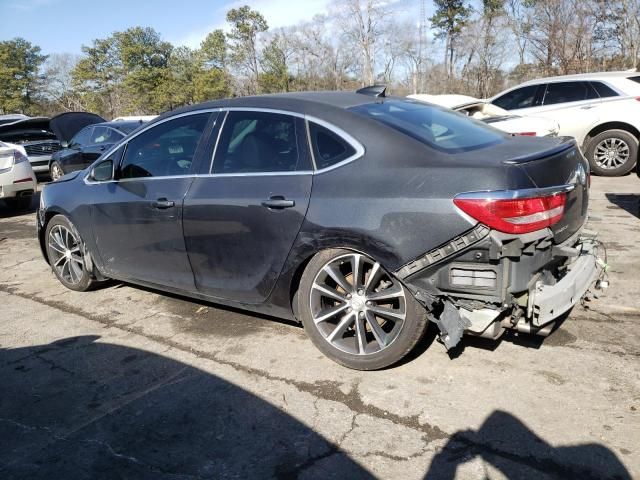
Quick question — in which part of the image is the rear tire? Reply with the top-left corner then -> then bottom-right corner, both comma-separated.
298,248 -> 428,370
45,214 -> 96,292
585,129 -> 638,176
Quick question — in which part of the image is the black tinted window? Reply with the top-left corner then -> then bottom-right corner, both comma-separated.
543,82 -> 597,105
628,76 -> 640,84
591,82 -> 619,97
350,100 -> 503,153
120,113 -> 209,179
308,122 -> 356,169
213,111 -> 298,173
69,127 -> 93,148
91,126 -> 122,144
492,85 -> 539,110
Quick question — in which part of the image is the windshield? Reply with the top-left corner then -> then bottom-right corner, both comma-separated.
350,100 -> 504,153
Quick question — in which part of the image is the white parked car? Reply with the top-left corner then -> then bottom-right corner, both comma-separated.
0,141 -> 37,210
409,94 -> 559,137
488,71 -> 640,176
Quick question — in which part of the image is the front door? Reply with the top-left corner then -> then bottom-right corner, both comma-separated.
183,110 -> 313,303
90,112 -> 213,290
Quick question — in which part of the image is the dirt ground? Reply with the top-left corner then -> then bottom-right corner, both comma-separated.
0,174 -> 638,479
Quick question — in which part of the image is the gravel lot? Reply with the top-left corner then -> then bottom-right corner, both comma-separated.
0,175 -> 638,479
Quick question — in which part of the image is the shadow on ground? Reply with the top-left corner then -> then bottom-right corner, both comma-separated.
0,192 -> 40,219
0,336 -> 631,479
606,193 -> 640,219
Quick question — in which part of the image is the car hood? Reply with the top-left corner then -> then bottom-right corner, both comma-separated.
0,117 -> 51,133
49,112 -> 106,143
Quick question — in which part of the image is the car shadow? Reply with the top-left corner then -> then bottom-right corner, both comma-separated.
605,193 -> 640,219
423,410 -> 631,479
0,335 -> 373,479
0,191 -> 40,219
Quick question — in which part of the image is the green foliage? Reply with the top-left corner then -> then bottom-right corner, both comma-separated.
226,5 -> 268,93
259,34 -> 291,93
199,30 -> 228,69
430,0 -> 472,40
0,38 -> 47,114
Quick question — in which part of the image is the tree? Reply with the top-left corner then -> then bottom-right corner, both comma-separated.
41,53 -> 85,113
259,32 -> 293,93
226,6 -> 268,94
0,38 -> 47,114
430,0 -> 472,78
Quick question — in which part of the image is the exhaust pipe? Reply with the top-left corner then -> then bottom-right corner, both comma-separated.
513,319 -> 554,337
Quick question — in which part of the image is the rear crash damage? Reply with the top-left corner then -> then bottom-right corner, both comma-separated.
396,224 -> 607,350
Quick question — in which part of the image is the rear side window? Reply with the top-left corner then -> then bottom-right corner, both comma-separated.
492,85 -> 539,110
119,113 -> 209,179
308,122 -> 356,169
543,81 -> 598,105
590,81 -> 618,98
350,100 -> 503,153
213,111 -> 298,174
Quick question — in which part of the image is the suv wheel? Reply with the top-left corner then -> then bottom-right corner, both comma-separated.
586,129 -> 638,176
298,249 -> 428,370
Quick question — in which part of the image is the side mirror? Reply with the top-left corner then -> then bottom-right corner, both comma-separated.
60,141 -> 68,148
90,159 -> 113,182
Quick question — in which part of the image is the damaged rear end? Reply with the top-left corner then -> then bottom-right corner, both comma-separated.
397,138 -> 605,349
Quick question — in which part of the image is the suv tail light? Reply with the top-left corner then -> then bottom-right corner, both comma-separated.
454,190 -> 568,234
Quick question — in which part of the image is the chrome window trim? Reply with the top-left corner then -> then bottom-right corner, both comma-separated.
84,109 -> 220,185
304,116 -> 365,174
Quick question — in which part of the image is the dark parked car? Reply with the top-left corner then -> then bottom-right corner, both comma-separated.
37,91 -> 602,370
49,119 -> 143,180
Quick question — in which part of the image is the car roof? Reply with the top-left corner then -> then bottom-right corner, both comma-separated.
408,94 -> 483,109
519,71 -> 639,85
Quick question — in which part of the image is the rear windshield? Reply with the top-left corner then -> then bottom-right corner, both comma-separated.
349,100 -> 504,153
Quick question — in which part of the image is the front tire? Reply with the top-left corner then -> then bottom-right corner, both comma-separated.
298,249 -> 428,370
45,215 -> 95,291
586,129 -> 638,176
50,161 -> 64,181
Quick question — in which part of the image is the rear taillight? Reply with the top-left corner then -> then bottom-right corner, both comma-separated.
454,192 -> 567,234
514,132 -> 537,136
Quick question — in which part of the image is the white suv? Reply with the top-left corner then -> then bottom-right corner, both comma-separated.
489,72 -> 640,176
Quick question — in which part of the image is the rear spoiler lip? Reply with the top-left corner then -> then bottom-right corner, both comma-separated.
502,137 -> 576,165
454,184 -> 576,202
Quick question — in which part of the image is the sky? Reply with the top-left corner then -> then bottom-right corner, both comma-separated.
0,0 -> 341,55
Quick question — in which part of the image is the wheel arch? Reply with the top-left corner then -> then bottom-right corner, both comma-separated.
583,122 -> 640,150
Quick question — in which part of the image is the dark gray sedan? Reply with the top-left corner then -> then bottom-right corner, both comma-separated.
37,90 -> 602,369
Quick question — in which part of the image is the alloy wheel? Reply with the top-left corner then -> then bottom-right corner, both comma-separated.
594,138 -> 630,169
309,253 -> 406,355
47,224 -> 84,285
51,163 -> 63,181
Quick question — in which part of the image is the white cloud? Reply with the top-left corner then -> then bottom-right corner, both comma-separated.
170,0 -> 332,49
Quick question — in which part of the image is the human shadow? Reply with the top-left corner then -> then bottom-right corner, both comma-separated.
0,335 -> 373,479
424,410 -> 631,479
605,193 -> 640,219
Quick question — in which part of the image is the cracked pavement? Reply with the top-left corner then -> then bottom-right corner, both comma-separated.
0,175 -> 638,479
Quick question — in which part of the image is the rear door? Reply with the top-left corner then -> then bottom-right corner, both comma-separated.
89,112 -> 214,290
183,110 -> 313,303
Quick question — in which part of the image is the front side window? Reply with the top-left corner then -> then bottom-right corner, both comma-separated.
543,81 -> 598,105
308,122 -> 356,169
91,126 -> 123,145
491,85 -> 539,110
212,111 -> 298,173
69,127 -> 94,148
350,100 -> 504,153
119,113 -> 210,179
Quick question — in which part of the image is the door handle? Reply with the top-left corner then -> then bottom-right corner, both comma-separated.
261,196 -> 295,209
152,198 -> 175,209
99,146 -> 106,151
580,105 -> 596,110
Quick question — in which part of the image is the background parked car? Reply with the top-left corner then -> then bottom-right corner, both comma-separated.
0,112 -> 104,176
0,141 -> 37,210
488,71 -> 640,176
49,119 -> 144,180
408,94 -> 559,137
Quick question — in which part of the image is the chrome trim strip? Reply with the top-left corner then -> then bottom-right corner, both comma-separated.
454,184 -> 576,201
208,110 -> 228,174
304,116 -> 365,174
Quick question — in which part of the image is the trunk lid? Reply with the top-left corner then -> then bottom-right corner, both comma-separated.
514,138 -> 589,243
